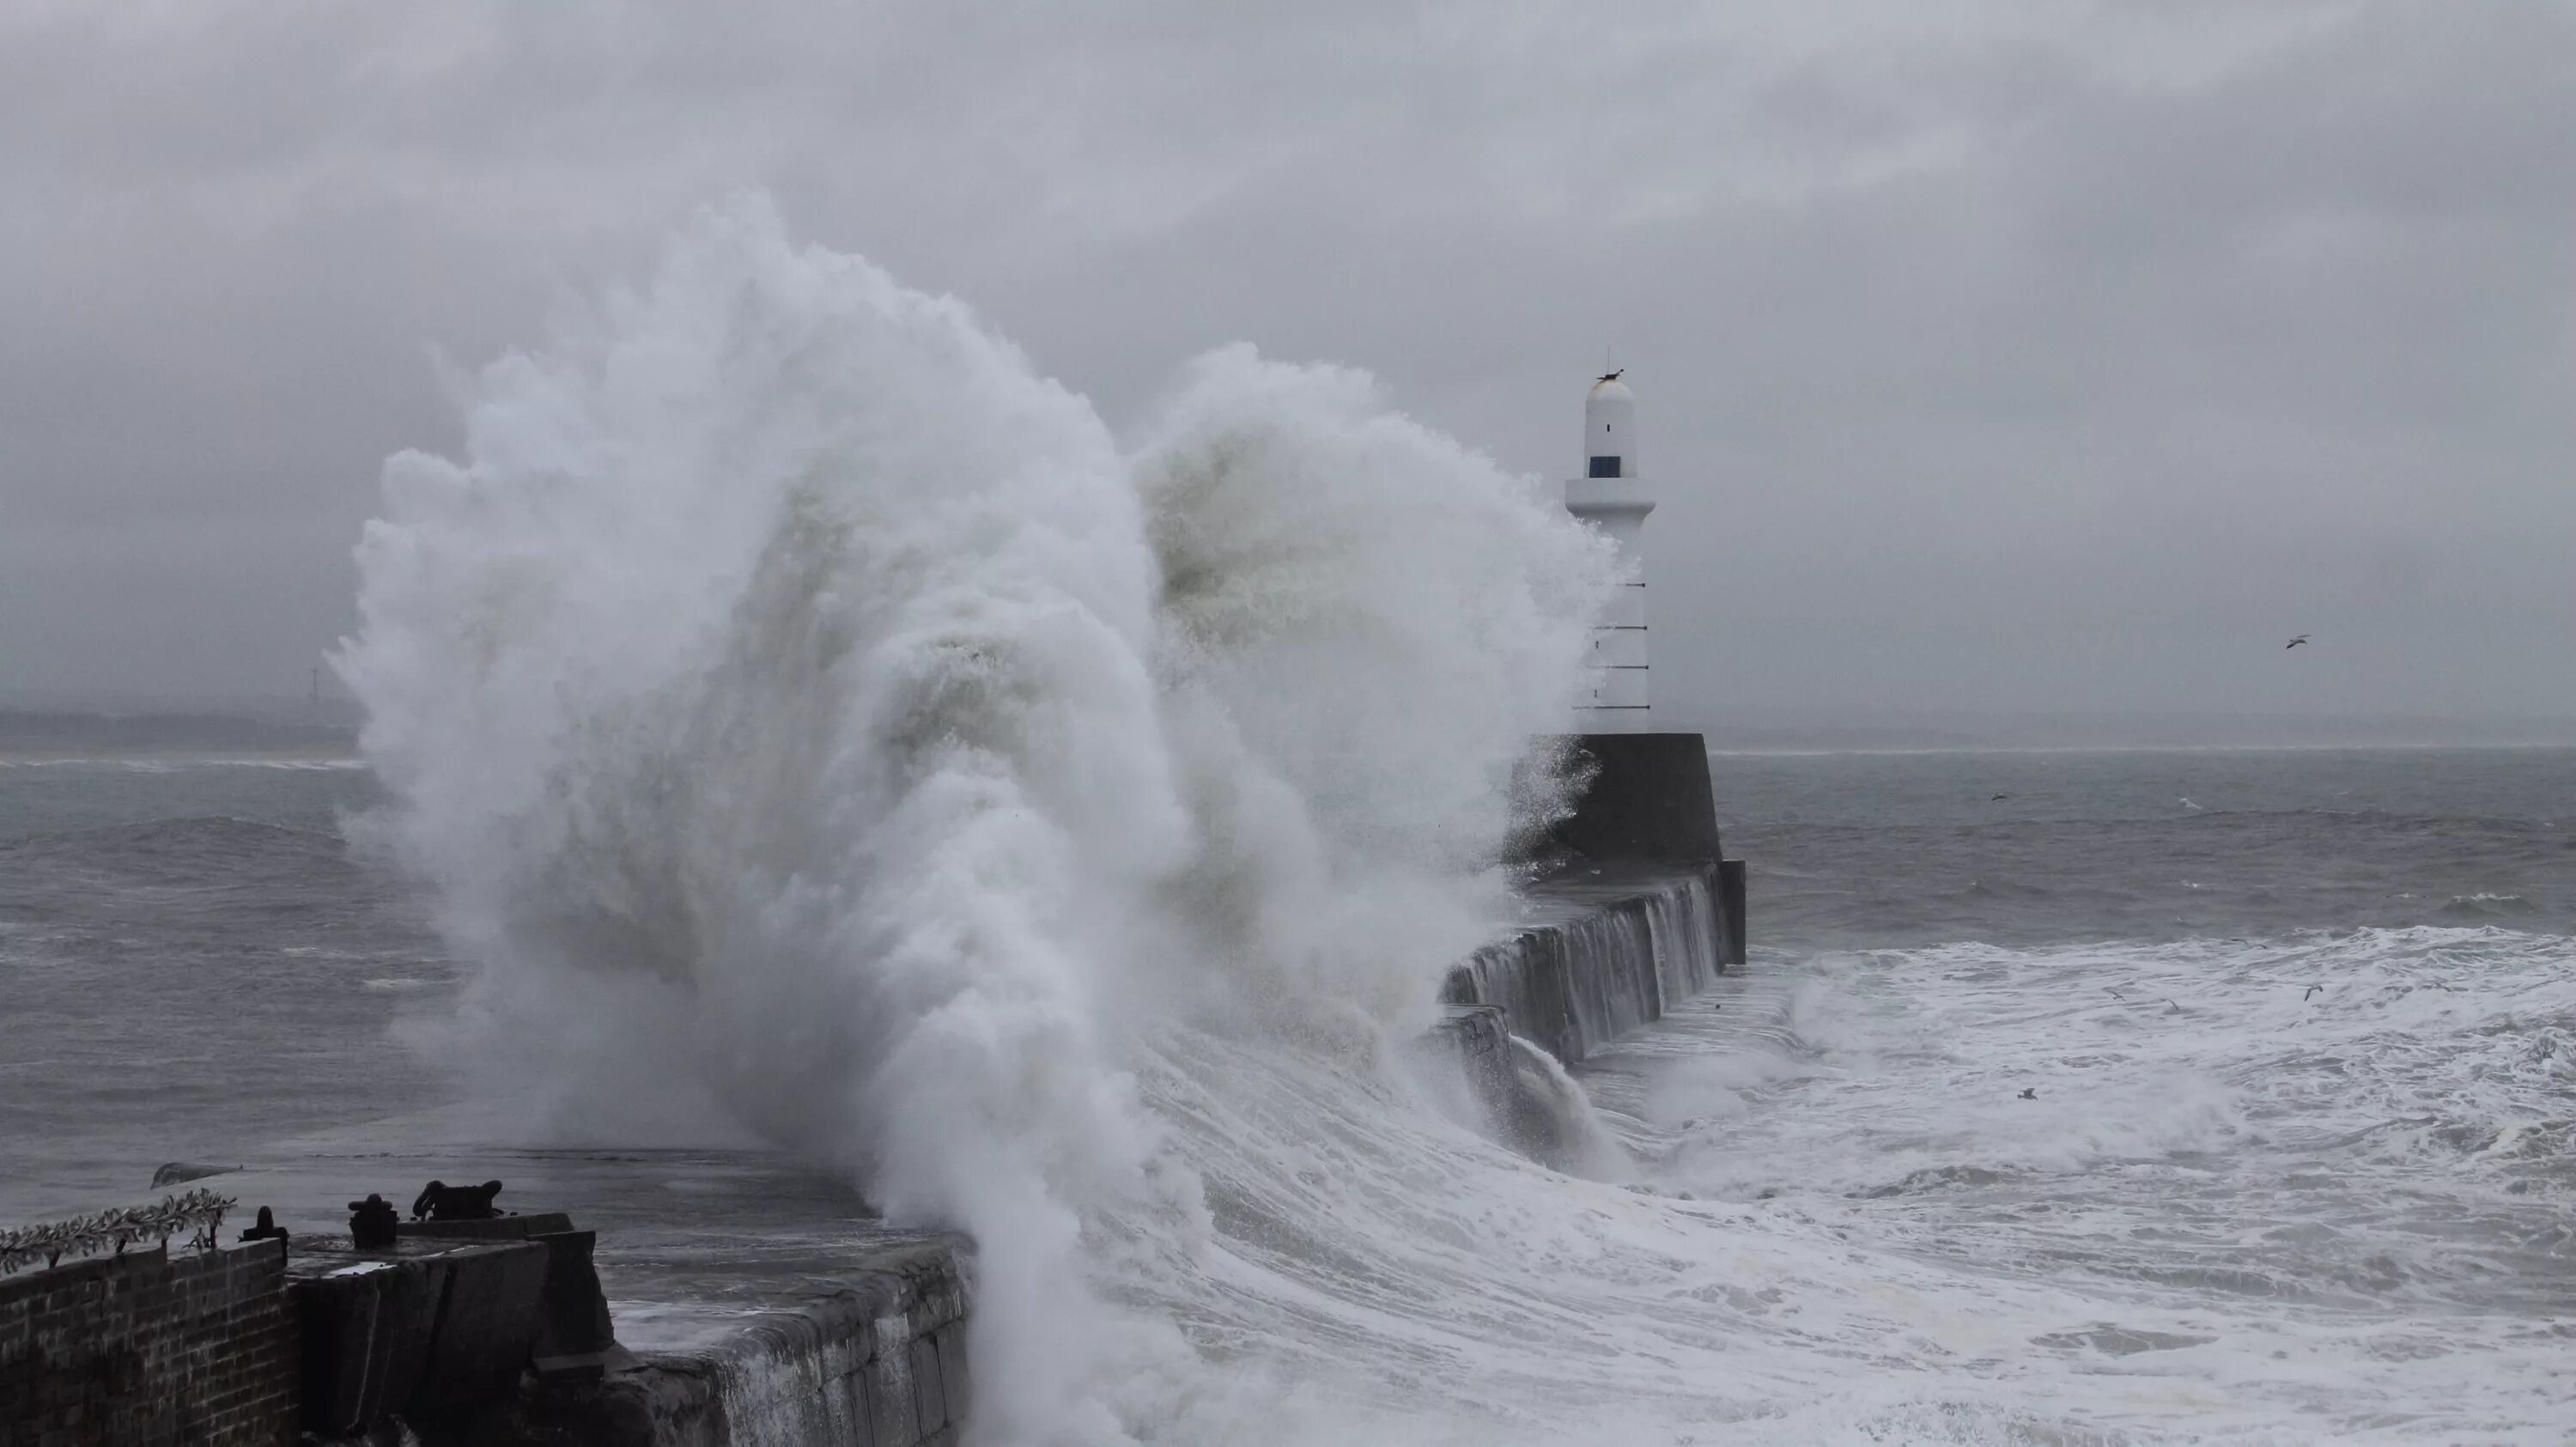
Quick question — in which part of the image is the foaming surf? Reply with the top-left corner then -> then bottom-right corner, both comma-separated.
332,197 -> 2576,1444
1576,926 -> 2576,1439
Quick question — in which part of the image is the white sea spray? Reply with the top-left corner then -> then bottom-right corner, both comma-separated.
337,194 -> 1616,1444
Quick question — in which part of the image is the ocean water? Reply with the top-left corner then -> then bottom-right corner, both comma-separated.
0,759 -> 442,1215
9,203 -> 2573,1444
1578,749 -> 2576,1441
6,748 -> 2568,1442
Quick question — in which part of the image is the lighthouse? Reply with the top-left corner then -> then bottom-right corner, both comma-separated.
1564,371 -> 1652,731
1545,367 -> 1742,962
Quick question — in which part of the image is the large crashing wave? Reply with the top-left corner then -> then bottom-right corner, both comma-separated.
337,197 -> 1616,1443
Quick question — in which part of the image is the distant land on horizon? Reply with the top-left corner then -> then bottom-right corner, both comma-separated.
0,707 -> 358,757
5,701 -> 2573,760
1697,708 -> 2576,753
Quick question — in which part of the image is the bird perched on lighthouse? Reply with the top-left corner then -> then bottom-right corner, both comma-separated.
1564,370 -> 1654,731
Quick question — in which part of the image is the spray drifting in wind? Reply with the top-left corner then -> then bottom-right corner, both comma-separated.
335,195 -> 1619,1443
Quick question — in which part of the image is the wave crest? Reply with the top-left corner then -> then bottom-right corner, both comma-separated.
337,195 -> 1616,1443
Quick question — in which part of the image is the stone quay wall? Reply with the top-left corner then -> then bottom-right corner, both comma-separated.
0,1241 -> 296,1447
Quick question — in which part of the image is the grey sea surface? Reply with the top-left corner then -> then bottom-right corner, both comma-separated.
4,745 -> 2572,1436
0,757 -> 444,1218
1576,745 -> 2576,1440
3,746 -> 2569,1221
1717,745 -> 2576,951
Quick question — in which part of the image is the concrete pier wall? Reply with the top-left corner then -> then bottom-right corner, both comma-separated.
490,1243 -> 969,1447
1443,865 -> 1729,1069
615,854 -> 1736,1447
283,1236 -> 968,1447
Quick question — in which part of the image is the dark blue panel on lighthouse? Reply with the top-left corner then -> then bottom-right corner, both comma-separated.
1588,456 -> 1620,478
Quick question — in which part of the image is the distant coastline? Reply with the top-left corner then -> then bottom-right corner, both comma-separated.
9,705 -> 2573,765
1693,708 -> 2576,755
0,708 -> 359,761
1704,739 -> 2576,758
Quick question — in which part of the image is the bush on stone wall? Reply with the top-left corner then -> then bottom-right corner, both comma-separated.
0,1189 -> 234,1274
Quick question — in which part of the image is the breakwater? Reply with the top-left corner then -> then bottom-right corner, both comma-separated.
551,854 -> 1737,1447
1,1192 -> 965,1447
1444,863 -> 1734,1070
4,735 -> 1740,1446
601,1243 -> 967,1447
441,1238 -> 967,1447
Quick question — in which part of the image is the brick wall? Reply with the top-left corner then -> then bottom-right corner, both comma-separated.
0,1240 -> 296,1447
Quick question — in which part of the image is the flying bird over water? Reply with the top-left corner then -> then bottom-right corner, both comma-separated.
2286,635 -> 2310,648
1990,793 -> 2010,801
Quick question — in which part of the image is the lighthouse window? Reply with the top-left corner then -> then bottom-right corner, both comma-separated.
1589,456 -> 1620,478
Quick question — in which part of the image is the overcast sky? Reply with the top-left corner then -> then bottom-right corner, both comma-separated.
4,0 -> 2571,731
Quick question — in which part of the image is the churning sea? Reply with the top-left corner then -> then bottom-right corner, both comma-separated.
3,745 -> 2571,1443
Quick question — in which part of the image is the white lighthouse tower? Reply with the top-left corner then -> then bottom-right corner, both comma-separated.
1564,371 -> 1652,731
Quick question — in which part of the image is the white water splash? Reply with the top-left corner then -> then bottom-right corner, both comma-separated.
337,195 -> 1613,1444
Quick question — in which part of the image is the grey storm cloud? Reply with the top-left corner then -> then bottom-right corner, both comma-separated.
3,0 -> 2571,728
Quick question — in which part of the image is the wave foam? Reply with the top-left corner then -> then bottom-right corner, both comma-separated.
338,195 -> 1613,1444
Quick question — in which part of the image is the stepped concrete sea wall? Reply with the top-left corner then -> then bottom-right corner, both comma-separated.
432,1243 -> 966,1447
1443,864 -> 1730,1069
4,734 -> 1739,1447
599,1245 -> 967,1447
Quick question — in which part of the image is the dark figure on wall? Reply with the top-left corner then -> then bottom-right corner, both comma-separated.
348,1195 -> 400,1249
240,1206 -> 289,1244
411,1179 -> 506,1221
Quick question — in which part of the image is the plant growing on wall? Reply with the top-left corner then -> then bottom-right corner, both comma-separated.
0,1189 -> 236,1274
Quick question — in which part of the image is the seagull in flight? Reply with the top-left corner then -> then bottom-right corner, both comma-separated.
2286,634 -> 2310,649
2018,1087 -> 2038,1100
1990,793 -> 2011,801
